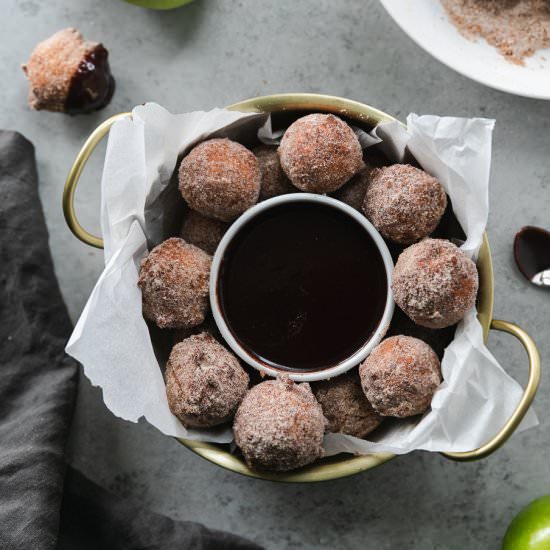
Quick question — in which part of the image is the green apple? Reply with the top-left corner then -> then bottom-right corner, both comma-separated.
503,495 -> 550,550
123,0 -> 194,9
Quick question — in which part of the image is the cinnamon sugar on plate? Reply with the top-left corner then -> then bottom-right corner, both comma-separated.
441,0 -> 550,65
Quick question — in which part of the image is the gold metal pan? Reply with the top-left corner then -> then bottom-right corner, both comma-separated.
62,94 -> 540,481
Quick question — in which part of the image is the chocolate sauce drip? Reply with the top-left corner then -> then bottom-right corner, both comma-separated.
218,202 -> 388,372
514,226 -> 550,281
65,45 -> 115,115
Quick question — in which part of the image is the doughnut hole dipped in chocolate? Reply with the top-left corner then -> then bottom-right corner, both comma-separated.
178,138 -> 261,222
138,238 -> 211,330
22,28 -> 114,114
392,238 -> 478,329
359,336 -> 442,417
165,333 -> 249,428
313,374 -> 383,438
363,164 -> 447,245
278,113 -> 364,194
233,376 -> 327,471
253,145 -> 295,201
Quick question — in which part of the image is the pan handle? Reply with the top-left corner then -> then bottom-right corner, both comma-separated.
62,112 -> 132,249
441,319 -> 540,462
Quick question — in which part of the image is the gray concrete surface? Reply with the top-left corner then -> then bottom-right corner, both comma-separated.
2,1 -> 549,548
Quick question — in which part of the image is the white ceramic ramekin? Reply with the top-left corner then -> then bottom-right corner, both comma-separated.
210,193 -> 395,382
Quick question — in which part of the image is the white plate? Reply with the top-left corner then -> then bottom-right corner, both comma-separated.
380,0 -> 550,100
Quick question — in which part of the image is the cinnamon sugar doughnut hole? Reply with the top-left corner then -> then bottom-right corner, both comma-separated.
180,210 -> 228,255
234,376 -> 327,472
313,375 -> 383,438
278,114 -> 364,194
392,238 -> 478,329
332,162 -> 374,211
138,238 -> 211,330
253,145 -> 295,200
166,333 -> 249,428
363,164 -> 447,244
178,138 -> 261,222
359,336 -> 442,418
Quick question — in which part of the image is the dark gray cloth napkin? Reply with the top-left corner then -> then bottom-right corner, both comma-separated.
0,130 -> 262,550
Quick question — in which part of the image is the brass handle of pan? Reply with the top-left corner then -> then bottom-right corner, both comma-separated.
441,319 -> 540,462
62,112 -> 132,249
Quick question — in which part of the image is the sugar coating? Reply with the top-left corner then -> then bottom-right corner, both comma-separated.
363,164 -> 447,244
165,333 -> 249,428
22,28 -> 98,112
332,162 -> 375,211
254,145 -> 295,201
171,320 -> 265,387
178,138 -> 261,222
138,237 -> 211,330
392,238 -> 479,329
359,336 -> 442,417
180,209 -> 228,255
172,313 -> 222,346
233,376 -> 327,472
441,0 -> 550,66
278,114 -> 364,194
313,374 -> 383,438
388,307 -> 456,360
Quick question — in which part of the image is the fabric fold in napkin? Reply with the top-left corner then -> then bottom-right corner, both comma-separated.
0,130 -> 77,550
0,130 -> 262,550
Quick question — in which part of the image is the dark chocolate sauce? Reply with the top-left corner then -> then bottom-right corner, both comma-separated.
65,45 -> 115,115
218,202 -> 388,372
514,226 -> 550,282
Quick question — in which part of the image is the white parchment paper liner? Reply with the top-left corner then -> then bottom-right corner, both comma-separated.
66,103 -> 537,453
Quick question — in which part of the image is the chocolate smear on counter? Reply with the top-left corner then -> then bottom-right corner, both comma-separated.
514,226 -> 550,287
